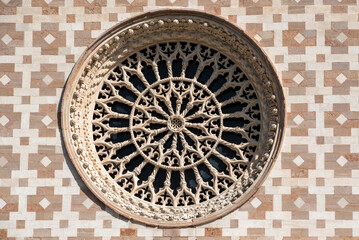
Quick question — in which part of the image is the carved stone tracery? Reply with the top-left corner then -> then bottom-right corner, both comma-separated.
61,10 -> 285,227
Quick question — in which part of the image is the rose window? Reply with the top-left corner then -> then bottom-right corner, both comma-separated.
93,41 -> 261,207
61,10 -> 285,227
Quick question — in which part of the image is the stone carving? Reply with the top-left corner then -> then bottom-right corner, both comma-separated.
61,10 -> 285,227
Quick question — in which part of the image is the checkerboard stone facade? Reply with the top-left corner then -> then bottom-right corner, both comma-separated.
0,0 -> 358,239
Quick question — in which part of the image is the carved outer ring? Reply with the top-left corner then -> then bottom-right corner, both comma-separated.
61,9 -> 286,227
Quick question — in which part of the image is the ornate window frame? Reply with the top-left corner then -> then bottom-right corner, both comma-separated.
61,9 -> 285,227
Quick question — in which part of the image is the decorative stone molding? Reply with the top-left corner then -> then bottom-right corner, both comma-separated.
61,10 -> 285,227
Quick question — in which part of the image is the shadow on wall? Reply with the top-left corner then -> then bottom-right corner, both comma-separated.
56,76 -> 143,224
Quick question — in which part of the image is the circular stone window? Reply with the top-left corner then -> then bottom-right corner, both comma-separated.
61,10 -> 285,227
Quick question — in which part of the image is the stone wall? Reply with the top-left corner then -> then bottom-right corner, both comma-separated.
0,0 -> 358,239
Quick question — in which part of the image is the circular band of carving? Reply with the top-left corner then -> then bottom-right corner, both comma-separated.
127,77 -> 223,171
61,10 -> 285,227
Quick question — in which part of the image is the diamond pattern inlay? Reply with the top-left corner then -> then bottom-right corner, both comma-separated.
293,114 -> 304,125
336,32 -> 348,43
294,33 -> 305,44
254,34 -> 262,42
0,75 -> 11,85
39,198 -> 50,209
293,73 -> 304,84
44,34 -> 55,45
336,114 -> 347,125
336,156 -> 348,167
41,156 -> 51,167
337,198 -> 348,208
251,197 -> 262,208
0,115 -> 9,126
82,198 -> 93,209
294,197 -> 305,208
293,156 -> 304,167
1,34 -> 12,45
42,75 -> 53,86
0,199 -> 6,209
41,115 -> 53,126
336,73 -> 347,84
0,156 -> 8,167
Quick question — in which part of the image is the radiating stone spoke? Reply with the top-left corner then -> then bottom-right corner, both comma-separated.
179,132 -> 205,160
123,66 -> 151,88
212,149 -> 248,165
109,80 -> 142,96
113,138 -> 134,149
133,160 -> 148,176
222,112 -> 259,123
147,127 -> 169,144
140,104 -> 170,119
149,88 -> 175,116
181,96 -> 213,117
93,123 -> 130,140
140,115 -> 168,127
181,129 -> 204,153
205,68 -> 233,88
184,122 -> 212,136
214,81 -> 244,96
102,96 -> 135,108
218,138 -> 249,155
148,117 -> 168,125
184,112 -> 219,121
222,126 -> 251,142
220,95 -> 251,108
102,150 -> 139,166
158,131 -> 173,151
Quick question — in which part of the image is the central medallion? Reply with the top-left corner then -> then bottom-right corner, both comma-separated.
168,115 -> 184,132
